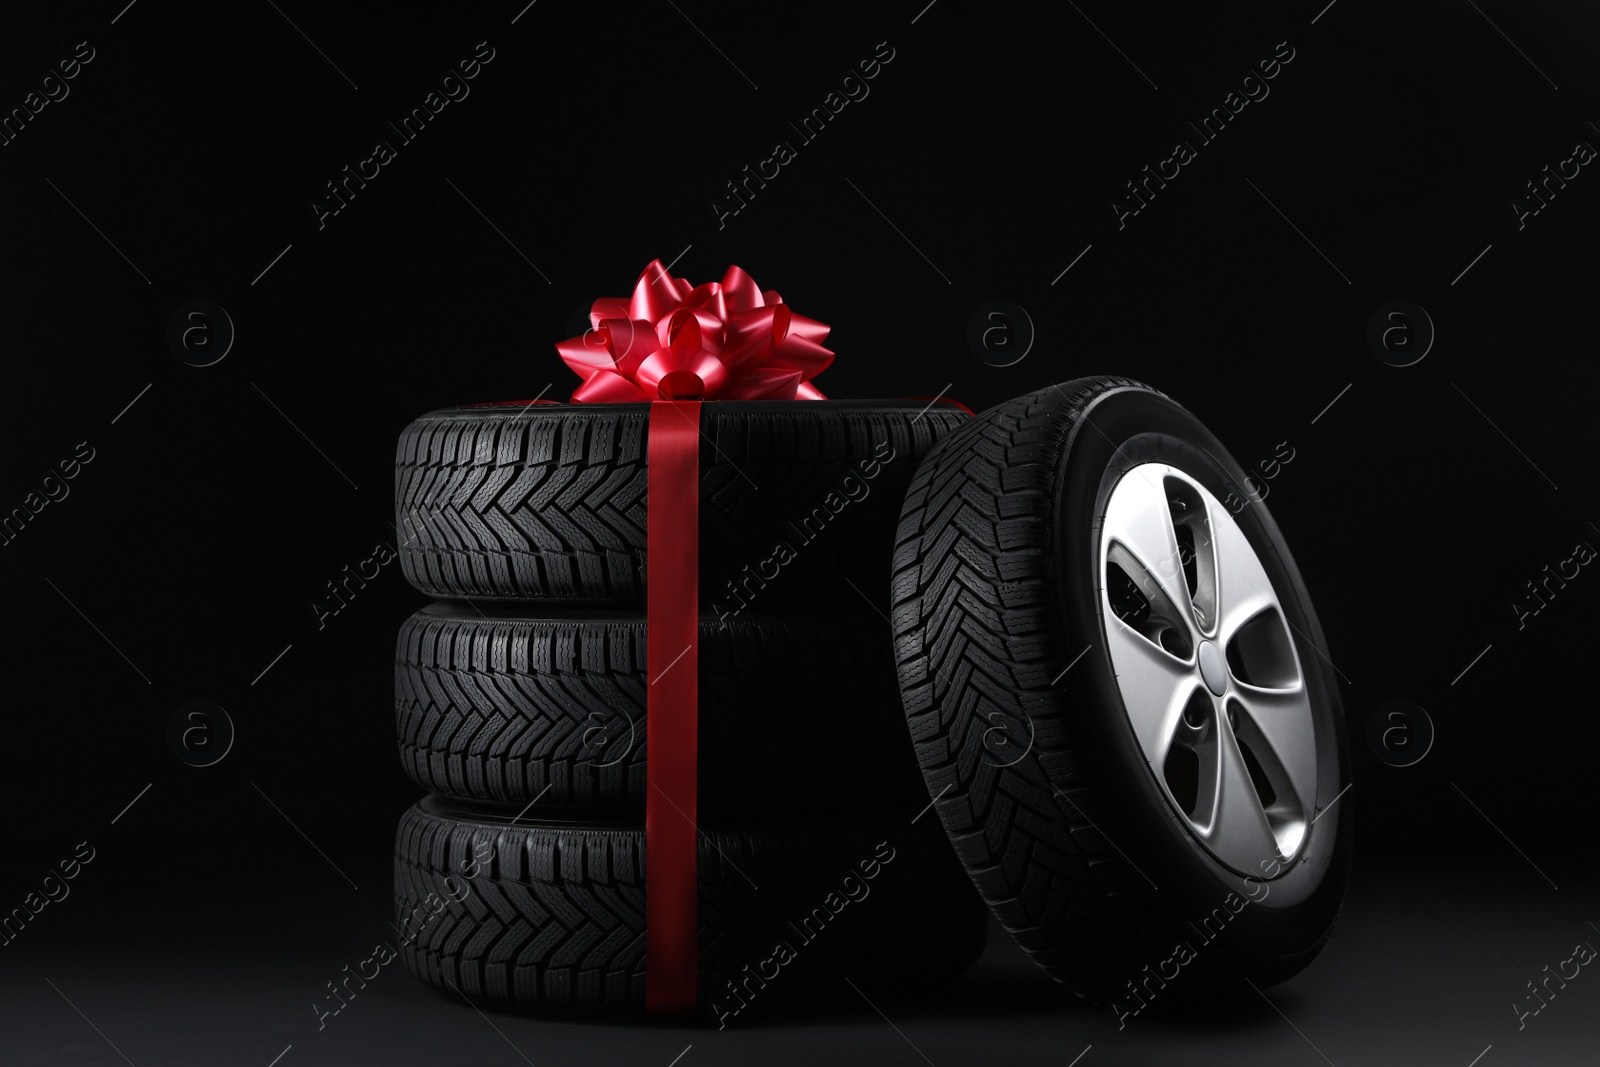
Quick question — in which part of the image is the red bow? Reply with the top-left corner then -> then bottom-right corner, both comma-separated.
557,260 -> 834,402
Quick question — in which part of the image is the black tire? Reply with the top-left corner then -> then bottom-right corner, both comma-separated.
395,602 -> 925,812
891,377 -> 1352,1005
393,796 -> 988,1018
395,400 -> 968,609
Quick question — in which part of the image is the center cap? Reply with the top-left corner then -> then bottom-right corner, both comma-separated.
1198,641 -> 1227,696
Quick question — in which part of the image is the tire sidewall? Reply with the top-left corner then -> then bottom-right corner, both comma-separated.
1050,384 -> 1353,960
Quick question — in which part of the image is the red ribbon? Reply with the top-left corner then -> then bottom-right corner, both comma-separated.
559,260 -> 832,1014
644,399 -> 700,1014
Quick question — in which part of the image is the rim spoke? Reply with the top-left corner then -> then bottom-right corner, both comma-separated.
1232,684 -> 1318,816
1203,493 -> 1279,643
1105,616 -> 1197,767
1104,470 -> 1195,627
1202,715 -> 1282,870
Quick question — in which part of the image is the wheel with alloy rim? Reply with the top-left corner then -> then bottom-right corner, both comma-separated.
891,376 -> 1352,1004
1102,461 -> 1318,877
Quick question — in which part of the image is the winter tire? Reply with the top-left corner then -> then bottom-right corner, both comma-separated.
395,400 -> 968,609
890,377 -> 1352,1004
395,602 -> 924,812
393,795 -> 988,1017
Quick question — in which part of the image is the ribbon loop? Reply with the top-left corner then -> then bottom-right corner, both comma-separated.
559,260 -> 833,403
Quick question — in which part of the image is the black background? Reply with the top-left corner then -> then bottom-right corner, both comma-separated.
2,1 -> 1597,1064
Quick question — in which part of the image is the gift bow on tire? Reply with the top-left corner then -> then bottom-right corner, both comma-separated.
559,260 -> 833,1014
558,260 -> 833,404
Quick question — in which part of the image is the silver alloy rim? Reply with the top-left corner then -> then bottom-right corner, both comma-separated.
1099,463 -> 1317,876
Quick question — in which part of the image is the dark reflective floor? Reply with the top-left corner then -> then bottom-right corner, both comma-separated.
4,826 -> 1593,1067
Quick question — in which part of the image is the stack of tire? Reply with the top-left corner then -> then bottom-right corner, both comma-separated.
389,399 -> 986,1016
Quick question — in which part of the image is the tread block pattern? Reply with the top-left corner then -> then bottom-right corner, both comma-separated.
394,799 -> 989,1016
395,403 -> 969,608
395,605 -> 928,812
891,378 -> 1181,997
